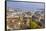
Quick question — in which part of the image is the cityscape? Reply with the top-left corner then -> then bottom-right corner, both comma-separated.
6,1 -> 45,31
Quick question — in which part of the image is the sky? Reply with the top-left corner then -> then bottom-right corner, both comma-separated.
7,1 -> 45,11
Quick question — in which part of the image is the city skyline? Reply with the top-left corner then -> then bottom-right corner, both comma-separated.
7,1 -> 45,12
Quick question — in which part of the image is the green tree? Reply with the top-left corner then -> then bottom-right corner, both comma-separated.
29,18 -> 39,29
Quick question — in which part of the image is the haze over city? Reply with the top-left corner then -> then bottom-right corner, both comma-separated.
7,1 -> 45,12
